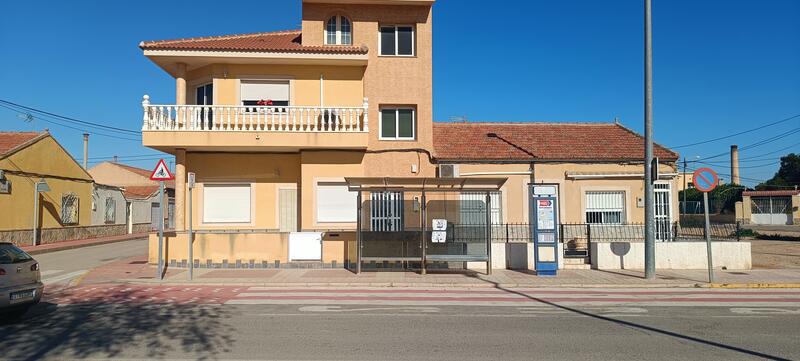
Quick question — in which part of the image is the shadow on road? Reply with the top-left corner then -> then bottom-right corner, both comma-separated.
479,277 -> 791,361
0,301 -> 234,360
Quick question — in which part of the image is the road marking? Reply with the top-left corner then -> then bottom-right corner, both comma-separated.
42,270 -> 87,285
40,270 -> 62,276
299,305 -> 440,313
730,307 -> 800,315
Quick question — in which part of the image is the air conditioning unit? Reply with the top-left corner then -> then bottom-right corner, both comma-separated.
438,164 -> 459,178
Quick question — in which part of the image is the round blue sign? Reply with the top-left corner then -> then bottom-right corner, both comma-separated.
692,167 -> 719,193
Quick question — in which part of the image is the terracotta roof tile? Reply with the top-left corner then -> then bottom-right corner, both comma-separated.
122,186 -> 160,200
104,162 -> 175,189
140,30 -> 368,55
0,131 -> 45,156
742,190 -> 800,197
432,122 -> 678,162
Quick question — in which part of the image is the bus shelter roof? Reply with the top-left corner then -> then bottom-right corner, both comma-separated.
344,177 -> 507,193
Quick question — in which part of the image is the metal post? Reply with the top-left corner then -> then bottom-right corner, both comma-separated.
32,187 -> 39,246
188,182 -> 193,281
644,0 -> 656,280
703,192 -> 714,283
356,191 -> 362,274
682,157 -> 687,218
485,192 -> 492,275
157,180 -> 164,280
421,191 -> 427,275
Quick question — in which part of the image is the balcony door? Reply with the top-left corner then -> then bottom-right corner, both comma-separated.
196,83 -> 213,129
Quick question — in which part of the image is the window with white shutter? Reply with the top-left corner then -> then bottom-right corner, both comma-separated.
316,182 -> 357,223
585,191 -> 625,224
203,184 -> 252,223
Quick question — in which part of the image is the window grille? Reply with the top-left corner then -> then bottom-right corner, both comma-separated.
585,191 -> 624,224
105,197 -> 116,223
370,191 -> 403,231
61,193 -> 79,225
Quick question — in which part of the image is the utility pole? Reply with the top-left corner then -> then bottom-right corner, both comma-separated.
682,157 -> 687,221
644,0 -> 656,279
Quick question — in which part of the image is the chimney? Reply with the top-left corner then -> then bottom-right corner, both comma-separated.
113,155 -> 118,163
82,133 -> 89,169
730,145 -> 740,185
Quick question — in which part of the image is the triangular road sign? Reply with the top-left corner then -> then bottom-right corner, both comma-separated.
150,159 -> 174,181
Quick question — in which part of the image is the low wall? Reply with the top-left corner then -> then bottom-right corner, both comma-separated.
591,241 -> 752,270
148,231 -> 349,265
2,224 -> 131,247
470,243 -> 564,270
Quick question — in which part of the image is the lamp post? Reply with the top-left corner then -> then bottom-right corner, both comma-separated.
32,178 -> 50,246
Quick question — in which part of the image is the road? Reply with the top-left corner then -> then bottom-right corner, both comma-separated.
34,238 -> 147,286
1,285 -> 799,360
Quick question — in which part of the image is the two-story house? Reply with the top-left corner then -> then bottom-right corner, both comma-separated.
139,0 -> 681,271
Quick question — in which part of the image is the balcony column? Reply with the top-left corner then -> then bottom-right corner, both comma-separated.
175,63 -> 187,105
175,148 -> 186,231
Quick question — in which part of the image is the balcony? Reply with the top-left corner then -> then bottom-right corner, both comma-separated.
140,95 -> 370,152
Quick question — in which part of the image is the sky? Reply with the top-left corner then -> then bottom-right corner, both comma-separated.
0,0 -> 798,186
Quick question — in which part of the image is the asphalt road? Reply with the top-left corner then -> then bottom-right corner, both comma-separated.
2,295 -> 799,360
33,238 -> 147,285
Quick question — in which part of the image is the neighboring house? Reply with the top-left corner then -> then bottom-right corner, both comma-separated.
88,161 -> 175,231
137,0 -> 682,269
737,190 -> 799,226
91,183 -> 126,227
0,131 -> 94,245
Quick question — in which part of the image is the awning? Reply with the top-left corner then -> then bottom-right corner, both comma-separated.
344,177 -> 507,193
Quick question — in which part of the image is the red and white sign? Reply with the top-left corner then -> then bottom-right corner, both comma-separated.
150,159 -> 174,181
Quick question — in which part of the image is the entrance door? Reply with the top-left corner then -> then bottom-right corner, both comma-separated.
278,188 -> 298,232
150,203 -> 160,231
196,83 -> 213,129
654,183 -> 673,241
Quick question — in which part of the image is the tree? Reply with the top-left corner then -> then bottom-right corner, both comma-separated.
756,153 -> 800,190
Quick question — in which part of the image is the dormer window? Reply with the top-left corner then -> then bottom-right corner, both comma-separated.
325,15 -> 352,45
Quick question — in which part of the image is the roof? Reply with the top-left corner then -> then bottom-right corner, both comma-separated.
122,185 -> 161,200
100,162 -> 175,189
0,131 -> 47,157
743,190 -> 800,197
140,30 -> 368,55
345,177 -> 507,192
432,122 -> 679,162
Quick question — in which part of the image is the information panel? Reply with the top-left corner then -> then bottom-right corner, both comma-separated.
530,185 -> 559,276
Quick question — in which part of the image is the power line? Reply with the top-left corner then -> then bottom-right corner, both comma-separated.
695,160 -> 779,169
672,113 -> 800,149
688,126 -> 800,163
0,99 -> 141,135
0,104 -> 142,142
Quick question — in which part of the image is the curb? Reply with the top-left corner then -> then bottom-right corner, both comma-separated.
703,283 -> 800,289
23,234 -> 148,255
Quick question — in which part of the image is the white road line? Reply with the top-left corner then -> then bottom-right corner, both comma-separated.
42,270 -> 87,285
40,270 -> 63,276
730,308 -> 800,315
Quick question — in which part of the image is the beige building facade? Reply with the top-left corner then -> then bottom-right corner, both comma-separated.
138,0 -> 680,269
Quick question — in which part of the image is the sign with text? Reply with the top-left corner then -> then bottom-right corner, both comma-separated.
431,219 -> 447,231
431,231 -> 447,243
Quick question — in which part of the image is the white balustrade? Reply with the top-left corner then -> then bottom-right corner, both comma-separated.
141,95 -> 369,133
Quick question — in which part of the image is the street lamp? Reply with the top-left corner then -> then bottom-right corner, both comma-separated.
32,178 -> 50,246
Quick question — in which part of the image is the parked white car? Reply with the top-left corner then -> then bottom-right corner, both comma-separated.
0,242 -> 43,319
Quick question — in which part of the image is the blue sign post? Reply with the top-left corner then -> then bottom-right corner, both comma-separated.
531,185 -> 559,276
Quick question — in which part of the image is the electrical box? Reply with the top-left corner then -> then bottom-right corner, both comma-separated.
0,180 -> 10,194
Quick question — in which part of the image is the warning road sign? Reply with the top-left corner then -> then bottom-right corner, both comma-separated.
150,159 -> 174,181
692,167 -> 718,193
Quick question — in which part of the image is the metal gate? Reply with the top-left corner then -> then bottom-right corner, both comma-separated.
751,196 -> 792,225
655,183 -> 673,241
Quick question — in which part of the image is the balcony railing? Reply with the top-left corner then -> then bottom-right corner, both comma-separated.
141,95 -> 369,133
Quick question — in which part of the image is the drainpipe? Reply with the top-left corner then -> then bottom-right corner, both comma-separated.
82,133 -> 89,169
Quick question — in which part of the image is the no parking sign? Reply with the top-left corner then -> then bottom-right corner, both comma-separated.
692,167 -> 719,193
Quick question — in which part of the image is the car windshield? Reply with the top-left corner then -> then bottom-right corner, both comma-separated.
0,244 -> 34,264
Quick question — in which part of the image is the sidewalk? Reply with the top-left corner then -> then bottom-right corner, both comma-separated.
77,256 -> 800,288
19,232 -> 149,255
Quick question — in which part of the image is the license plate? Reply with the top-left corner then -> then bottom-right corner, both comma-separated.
10,289 -> 35,301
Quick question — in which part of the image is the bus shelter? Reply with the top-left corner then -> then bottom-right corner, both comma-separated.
344,177 -> 507,275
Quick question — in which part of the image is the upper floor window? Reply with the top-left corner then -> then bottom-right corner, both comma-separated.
380,108 -> 415,140
380,25 -> 414,56
325,15 -> 352,45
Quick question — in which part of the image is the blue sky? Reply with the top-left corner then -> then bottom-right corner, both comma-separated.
1,0 -> 798,186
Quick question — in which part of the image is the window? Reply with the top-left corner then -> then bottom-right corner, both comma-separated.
459,192 -> 502,225
380,108 -> 415,140
61,193 -> 79,225
240,80 -> 290,107
370,191 -> 404,231
380,25 -> 414,56
105,197 -> 116,223
585,191 -> 624,224
316,182 -> 357,223
325,15 -> 352,45
203,184 -> 251,223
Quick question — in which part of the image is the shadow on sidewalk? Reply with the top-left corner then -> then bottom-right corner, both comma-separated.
478,278 -> 790,361
0,301 -> 234,360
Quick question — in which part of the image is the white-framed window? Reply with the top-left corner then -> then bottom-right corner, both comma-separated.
203,184 -> 252,223
240,80 -> 290,107
325,15 -> 352,45
316,182 -> 357,223
585,191 -> 625,224
370,191 -> 404,231
105,197 -> 116,223
380,108 -> 415,140
379,25 -> 414,56
61,193 -> 79,225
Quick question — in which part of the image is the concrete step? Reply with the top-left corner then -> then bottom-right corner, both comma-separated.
562,263 -> 592,270
563,257 -> 590,265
